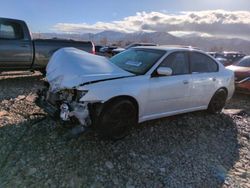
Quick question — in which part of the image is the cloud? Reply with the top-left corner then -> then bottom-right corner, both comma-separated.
168,31 -> 213,38
53,10 -> 250,39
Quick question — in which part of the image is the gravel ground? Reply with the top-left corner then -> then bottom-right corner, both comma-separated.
0,72 -> 249,188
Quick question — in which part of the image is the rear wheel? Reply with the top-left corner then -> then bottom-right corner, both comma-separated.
207,89 -> 227,114
97,99 -> 137,140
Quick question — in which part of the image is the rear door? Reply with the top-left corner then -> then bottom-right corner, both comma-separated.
189,52 -> 219,107
146,51 -> 192,117
0,20 -> 33,69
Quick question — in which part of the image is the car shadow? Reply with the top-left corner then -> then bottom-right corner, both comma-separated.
0,107 -> 240,187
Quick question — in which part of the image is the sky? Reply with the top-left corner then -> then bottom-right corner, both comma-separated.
1,0 -> 250,39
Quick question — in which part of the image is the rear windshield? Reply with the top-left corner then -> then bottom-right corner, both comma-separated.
110,48 -> 166,75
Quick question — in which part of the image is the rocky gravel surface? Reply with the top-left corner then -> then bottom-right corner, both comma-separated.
0,71 -> 249,188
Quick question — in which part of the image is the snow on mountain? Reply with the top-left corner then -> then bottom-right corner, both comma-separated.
182,37 -> 250,53
93,31 -> 126,42
33,31 -> 250,54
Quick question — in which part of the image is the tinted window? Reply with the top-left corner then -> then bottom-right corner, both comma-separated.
237,57 -> 250,67
160,52 -> 189,75
191,52 -> 218,73
110,48 -> 165,75
0,21 -> 24,39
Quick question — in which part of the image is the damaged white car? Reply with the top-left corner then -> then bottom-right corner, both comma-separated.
39,46 -> 235,139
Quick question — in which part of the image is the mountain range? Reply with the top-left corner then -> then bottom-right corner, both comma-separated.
33,31 -> 250,54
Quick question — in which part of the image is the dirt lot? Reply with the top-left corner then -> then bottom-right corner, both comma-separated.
0,72 -> 249,188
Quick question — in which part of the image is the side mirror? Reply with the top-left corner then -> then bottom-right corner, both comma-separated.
157,67 -> 172,76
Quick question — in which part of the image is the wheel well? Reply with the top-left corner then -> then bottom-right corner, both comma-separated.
209,87 -> 228,105
104,95 -> 139,117
217,87 -> 228,96
207,87 -> 228,113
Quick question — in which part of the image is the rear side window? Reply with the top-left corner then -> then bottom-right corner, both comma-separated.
160,52 -> 189,75
190,52 -> 218,73
0,21 -> 24,39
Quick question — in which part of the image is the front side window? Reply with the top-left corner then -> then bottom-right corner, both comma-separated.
160,52 -> 189,75
0,21 -> 24,40
190,52 -> 218,73
110,48 -> 166,75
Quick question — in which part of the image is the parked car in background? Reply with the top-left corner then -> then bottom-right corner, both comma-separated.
227,56 -> 250,94
99,46 -> 117,56
207,52 -> 223,58
94,45 -> 105,56
207,52 -> 226,64
216,57 -> 228,65
207,51 -> 245,66
112,42 -> 157,55
0,17 -> 95,73
222,51 -> 246,66
94,45 -> 104,52
39,46 -> 235,140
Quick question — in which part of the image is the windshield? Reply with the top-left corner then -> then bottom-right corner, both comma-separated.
236,57 -> 250,67
110,48 -> 166,75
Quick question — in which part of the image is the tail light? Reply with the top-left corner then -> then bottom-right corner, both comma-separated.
91,42 -> 96,54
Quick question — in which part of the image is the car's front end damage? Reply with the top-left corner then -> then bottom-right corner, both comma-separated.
37,47 -> 133,133
37,86 -> 102,133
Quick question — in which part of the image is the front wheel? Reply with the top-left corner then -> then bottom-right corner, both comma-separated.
207,89 -> 227,114
97,100 -> 137,140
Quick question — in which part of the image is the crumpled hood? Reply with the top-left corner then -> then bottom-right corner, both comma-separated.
46,47 -> 133,92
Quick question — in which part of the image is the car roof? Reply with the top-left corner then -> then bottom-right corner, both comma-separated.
0,17 -> 26,24
241,55 -> 250,60
223,51 -> 245,55
131,42 -> 156,45
133,45 -> 202,52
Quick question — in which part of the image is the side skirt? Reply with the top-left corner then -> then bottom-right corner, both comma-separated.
138,106 -> 208,123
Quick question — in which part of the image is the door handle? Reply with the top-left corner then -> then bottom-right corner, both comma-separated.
212,77 -> 217,81
183,80 -> 189,84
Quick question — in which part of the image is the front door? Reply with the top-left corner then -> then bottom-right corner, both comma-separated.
145,51 -> 192,118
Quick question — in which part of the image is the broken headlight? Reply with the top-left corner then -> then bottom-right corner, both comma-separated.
57,90 -> 88,102
59,89 -> 75,102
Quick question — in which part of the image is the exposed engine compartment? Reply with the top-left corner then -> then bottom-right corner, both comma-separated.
37,86 -> 92,128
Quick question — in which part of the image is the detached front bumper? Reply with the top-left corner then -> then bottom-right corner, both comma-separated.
36,88 -> 91,127
36,95 -> 59,118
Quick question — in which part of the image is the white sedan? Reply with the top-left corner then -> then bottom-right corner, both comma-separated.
42,46 -> 235,139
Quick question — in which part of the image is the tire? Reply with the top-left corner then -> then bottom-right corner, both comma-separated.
97,99 -> 137,140
207,89 -> 227,114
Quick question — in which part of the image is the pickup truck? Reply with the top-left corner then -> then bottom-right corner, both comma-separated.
0,17 -> 95,73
